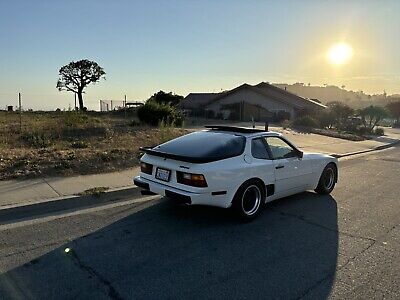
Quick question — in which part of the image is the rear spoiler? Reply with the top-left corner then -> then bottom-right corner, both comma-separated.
139,147 -> 235,164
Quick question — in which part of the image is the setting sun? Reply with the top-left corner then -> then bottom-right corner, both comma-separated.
327,43 -> 353,65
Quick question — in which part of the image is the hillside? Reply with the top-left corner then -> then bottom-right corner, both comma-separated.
273,83 -> 399,108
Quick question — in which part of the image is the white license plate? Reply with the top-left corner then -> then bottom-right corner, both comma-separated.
155,168 -> 171,182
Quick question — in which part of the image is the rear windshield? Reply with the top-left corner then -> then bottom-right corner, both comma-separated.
153,131 -> 246,161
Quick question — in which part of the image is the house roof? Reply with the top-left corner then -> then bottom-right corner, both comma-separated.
252,82 -> 326,109
178,92 -> 222,109
180,82 -> 326,110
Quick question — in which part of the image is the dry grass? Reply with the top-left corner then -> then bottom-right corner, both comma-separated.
77,186 -> 110,197
0,111 -> 187,180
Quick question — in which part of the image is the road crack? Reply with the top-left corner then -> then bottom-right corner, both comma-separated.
275,210 -> 376,242
274,210 -> 381,299
68,249 -> 124,300
288,217 -> 400,299
296,238 -> 376,299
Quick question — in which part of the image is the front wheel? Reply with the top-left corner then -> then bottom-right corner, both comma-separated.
232,181 -> 264,220
315,164 -> 336,195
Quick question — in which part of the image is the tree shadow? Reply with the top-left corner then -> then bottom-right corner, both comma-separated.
0,192 -> 338,299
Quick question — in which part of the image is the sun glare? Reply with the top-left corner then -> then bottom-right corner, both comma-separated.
327,43 -> 353,65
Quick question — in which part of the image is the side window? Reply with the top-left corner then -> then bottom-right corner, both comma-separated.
251,138 -> 270,159
265,137 -> 297,159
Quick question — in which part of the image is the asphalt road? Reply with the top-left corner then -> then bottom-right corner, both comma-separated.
0,146 -> 399,299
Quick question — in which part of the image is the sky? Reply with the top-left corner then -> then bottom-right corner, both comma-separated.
0,0 -> 399,110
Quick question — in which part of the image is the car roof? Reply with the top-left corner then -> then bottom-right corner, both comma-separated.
204,125 -> 281,138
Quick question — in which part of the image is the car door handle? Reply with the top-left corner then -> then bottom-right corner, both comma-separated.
275,165 -> 284,169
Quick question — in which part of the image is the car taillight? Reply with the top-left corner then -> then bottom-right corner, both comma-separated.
140,162 -> 153,175
177,172 -> 208,187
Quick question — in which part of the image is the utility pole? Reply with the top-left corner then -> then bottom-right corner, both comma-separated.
124,94 -> 127,119
18,92 -> 22,132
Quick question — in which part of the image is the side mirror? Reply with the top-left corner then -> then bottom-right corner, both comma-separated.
297,150 -> 304,158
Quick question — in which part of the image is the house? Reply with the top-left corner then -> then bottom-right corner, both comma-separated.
179,82 -> 326,121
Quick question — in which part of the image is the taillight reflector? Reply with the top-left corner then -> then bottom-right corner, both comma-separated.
177,172 -> 208,187
140,162 -> 153,175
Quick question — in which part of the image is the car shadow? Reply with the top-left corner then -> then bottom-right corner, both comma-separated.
0,191 -> 338,299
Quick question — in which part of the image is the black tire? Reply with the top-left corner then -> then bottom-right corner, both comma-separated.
315,164 -> 336,195
232,180 -> 264,220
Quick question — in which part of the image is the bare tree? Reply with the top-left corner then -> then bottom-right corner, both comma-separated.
56,59 -> 105,110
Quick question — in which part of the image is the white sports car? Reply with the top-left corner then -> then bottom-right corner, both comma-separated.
134,126 -> 338,219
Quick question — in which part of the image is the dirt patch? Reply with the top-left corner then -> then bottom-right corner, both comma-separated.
0,111 -> 187,180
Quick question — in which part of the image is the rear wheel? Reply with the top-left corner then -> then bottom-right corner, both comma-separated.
233,180 -> 264,220
315,164 -> 336,195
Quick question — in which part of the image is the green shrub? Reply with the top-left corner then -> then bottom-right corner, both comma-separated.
374,128 -> 384,136
21,132 -> 53,148
292,116 -> 319,128
137,101 -> 183,126
63,110 -> 89,128
314,110 -> 335,129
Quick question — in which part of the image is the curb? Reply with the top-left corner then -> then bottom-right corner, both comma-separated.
332,139 -> 399,159
0,185 -> 142,225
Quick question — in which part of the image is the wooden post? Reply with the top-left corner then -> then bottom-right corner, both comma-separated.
18,93 -> 22,132
124,95 -> 127,119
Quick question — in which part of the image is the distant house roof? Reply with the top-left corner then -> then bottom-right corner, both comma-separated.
252,82 -> 326,109
179,82 -> 326,110
178,93 -> 222,109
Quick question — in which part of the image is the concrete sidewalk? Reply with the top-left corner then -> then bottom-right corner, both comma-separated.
1,126 -> 398,209
275,128 -> 396,156
0,167 -> 140,209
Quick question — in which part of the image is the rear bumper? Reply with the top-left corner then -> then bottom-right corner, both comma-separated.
133,176 -> 231,208
133,177 -> 150,190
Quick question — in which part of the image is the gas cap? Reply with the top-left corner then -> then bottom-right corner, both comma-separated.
243,154 -> 252,164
